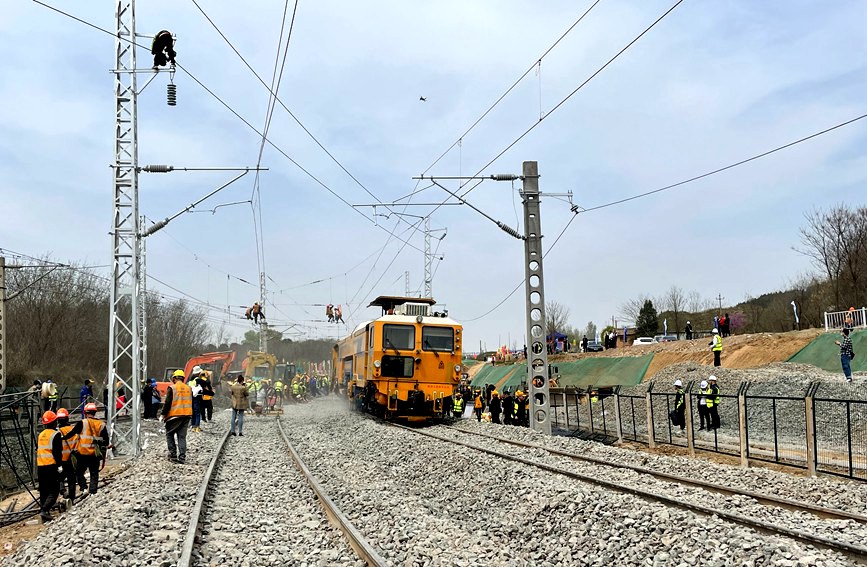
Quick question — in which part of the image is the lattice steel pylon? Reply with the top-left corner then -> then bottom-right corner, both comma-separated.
107,0 -> 141,456
258,271 -> 268,353
424,216 -> 432,298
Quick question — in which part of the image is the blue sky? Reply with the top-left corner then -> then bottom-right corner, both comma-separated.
1,0 -> 865,351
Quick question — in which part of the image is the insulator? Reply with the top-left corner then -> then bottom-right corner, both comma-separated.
498,222 -> 525,240
167,83 -> 177,106
491,174 -> 519,181
142,165 -> 172,173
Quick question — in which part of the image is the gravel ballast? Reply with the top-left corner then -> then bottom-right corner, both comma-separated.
283,400 -> 857,566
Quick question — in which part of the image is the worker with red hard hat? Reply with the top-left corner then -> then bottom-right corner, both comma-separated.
55,408 -> 79,502
65,402 -> 109,497
36,411 -> 63,522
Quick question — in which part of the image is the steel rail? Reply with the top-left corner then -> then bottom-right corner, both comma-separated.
276,418 -> 388,567
394,425 -> 867,562
452,427 -> 867,524
178,428 -> 231,567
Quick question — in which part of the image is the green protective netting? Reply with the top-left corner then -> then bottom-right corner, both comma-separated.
787,329 -> 867,372
469,355 -> 653,392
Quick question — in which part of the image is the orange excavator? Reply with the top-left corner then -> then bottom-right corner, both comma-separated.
157,351 -> 236,398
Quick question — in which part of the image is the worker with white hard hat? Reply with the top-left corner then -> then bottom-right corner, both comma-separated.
709,327 -> 723,367
698,380 -> 711,430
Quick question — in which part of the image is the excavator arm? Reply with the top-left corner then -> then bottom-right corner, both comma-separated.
184,351 -> 236,380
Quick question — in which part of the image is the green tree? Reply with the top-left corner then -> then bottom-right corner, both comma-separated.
636,299 -> 659,337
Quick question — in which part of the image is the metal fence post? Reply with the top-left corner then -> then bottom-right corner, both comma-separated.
646,382 -> 656,448
614,386 -> 623,444
805,382 -> 818,477
586,386 -> 594,435
738,382 -> 748,468
685,381 -> 695,457
563,391 -> 569,429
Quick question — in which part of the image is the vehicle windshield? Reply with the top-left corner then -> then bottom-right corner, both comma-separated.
383,324 -> 415,351
422,326 -> 454,352
381,355 -> 414,378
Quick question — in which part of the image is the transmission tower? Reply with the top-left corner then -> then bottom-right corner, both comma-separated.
107,0 -> 141,456
259,271 -> 268,352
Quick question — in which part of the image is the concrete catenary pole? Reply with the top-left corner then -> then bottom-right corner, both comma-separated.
522,161 -> 551,435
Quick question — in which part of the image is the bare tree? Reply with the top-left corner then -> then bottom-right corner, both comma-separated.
619,295 -> 649,325
545,300 -> 570,337
663,285 -> 685,338
584,321 -> 597,340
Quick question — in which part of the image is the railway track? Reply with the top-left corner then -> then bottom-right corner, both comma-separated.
397,423 -> 867,563
178,418 -> 387,567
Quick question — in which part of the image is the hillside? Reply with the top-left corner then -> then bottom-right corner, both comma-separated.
472,328 -> 836,385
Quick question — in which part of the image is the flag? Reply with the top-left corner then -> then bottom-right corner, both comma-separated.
791,300 -> 799,324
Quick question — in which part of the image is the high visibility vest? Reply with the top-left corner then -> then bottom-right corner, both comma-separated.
453,399 -> 464,413
78,418 -> 104,456
48,387 -> 59,401
292,382 -> 300,394
591,395 -> 599,404
474,396 -> 483,409
59,424 -> 78,461
167,382 -> 193,419
674,390 -> 684,410
712,336 -> 723,352
274,381 -> 283,392
710,385 -> 721,405
36,429 -> 59,467
202,380 -> 213,401
701,387 -> 713,408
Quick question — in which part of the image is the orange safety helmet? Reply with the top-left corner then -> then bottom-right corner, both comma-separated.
84,402 -> 98,414
56,408 -> 69,419
41,411 -> 57,425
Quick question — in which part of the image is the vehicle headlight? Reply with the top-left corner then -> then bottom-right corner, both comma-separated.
373,360 -> 381,368
454,365 -> 461,373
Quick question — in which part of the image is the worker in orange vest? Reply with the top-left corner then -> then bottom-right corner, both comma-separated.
36,411 -> 63,522
70,402 -> 109,496
162,369 -> 193,464
56,408 -> 79,503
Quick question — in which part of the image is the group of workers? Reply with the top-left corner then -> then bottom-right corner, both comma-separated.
669,375 -> 722,433
36,403 -> 108,522
244,302 -> 266,324
448,385 -> 530,426
325,304 -> 344,324
245,373 -> 330,412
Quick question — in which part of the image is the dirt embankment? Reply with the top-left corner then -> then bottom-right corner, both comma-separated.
547,328 -> 824,380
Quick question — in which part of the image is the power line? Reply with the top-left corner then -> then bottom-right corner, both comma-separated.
458,0 -> 685,202
579,111 -> 867,213
30,0 -> 426,256
420,0 -> 604,177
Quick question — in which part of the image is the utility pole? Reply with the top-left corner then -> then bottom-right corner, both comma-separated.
424,216 -> 432,298
259,271 -> 268,353
521,161 -> 551,435
716,293 -> 724,315
107,0 -> 141,456
0,257 -> 6,393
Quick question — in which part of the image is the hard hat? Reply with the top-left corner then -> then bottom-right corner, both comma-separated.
700,380 -> 708,389
708,375 -> 717,381
84,402 -> 98,413
712,328 -> 719,334
516,390 -> 524,397
492,391 -> 499,396
192,366 -> 202,374
56,408 -> 69,419
172,369 -> 185,378
149,378 -> 157,385
674,380 -> 683,387
41,411 -> 57,425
